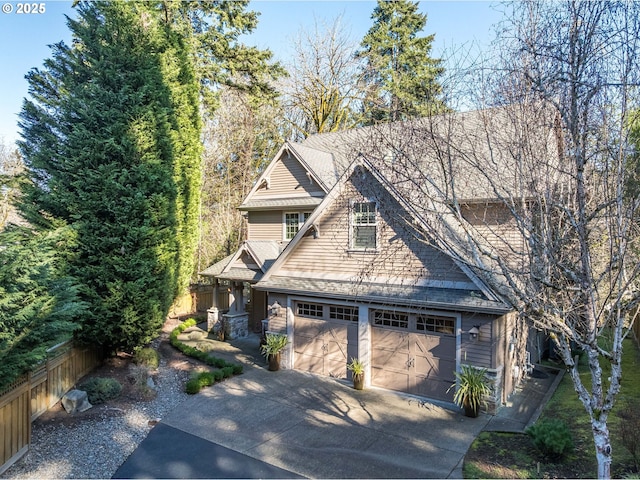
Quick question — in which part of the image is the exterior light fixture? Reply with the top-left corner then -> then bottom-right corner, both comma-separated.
269,301 -> 281,317
468,325 -> 480,342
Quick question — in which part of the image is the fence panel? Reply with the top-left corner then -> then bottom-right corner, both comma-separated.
196,288 -> 213,312
0,343 -> 101,475
29,365 -> 48,421
0,382 -> 30,475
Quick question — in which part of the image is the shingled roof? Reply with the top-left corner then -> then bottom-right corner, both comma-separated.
289,103 -> 560,202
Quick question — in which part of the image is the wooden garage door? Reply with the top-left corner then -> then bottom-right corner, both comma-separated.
293,303 -> 358,379
371,311 -> 457,402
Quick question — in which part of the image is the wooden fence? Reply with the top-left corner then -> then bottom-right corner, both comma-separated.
170,283 -> 228,318
0,342 -> 102,475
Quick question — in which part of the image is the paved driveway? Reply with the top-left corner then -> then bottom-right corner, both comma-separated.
114,362 -> 489,479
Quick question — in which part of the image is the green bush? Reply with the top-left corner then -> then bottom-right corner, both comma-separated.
185,377 -> 202,394
80,377 -> 123,404
526,419 -> 574,459
134,347 -> 160,369
198,371 -> 215,387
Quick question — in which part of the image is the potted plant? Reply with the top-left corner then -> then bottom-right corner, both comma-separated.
260,333 -> 288,371
448,365 -> 490,417
347,357 -> 365,390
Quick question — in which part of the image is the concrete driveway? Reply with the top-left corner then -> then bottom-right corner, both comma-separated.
114,353 -> 490,479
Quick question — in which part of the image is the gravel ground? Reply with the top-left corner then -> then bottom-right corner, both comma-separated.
1,324 -> 192,480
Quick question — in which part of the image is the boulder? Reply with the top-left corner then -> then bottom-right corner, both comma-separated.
62,389 -> 93,414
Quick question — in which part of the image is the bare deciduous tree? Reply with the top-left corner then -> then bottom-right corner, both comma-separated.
351,1 -> 639,477
282,15 -> 363,140
198,87 -> 283,272
0,141 -> 23,230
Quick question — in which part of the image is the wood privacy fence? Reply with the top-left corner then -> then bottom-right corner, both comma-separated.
170,283 -> 227,318
0,342 -> 102,475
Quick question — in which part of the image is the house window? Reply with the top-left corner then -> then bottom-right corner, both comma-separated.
297,302 -> 324,318
351,201 -> 377,249
417,315 -> 455,335
285,212 -> 311,240
373,310 -> 409,329
329,306 -> 359,322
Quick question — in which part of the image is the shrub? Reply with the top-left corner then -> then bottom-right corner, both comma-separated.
526,419 -> 574,459
80,377 -> 123,404
127,364 -> 157,401
185,377 -> 202,394
134,347 -> 160,369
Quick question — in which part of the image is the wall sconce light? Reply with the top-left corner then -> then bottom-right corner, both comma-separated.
468,325 -> 480,342
269,301 -> 281,317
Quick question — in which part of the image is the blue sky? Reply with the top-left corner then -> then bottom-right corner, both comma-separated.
0,1 -> 504,146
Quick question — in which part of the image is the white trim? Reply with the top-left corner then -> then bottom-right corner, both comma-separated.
349,198 -> 379,251
358,304 -> 371,388
283,211 -> 313,241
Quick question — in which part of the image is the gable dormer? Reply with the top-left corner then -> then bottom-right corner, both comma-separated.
239,143 -> 334,242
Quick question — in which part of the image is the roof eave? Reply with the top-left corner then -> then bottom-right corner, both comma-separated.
253,283 -> 512,316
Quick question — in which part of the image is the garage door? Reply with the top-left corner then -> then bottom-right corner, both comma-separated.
371,310 -> 457,402
293,302 -> 359,379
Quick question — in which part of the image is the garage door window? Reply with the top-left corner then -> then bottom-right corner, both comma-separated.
297,302 -> 324,318
373,310 -> 409,329
330,306 -> 359,322
417,315 -> 455,335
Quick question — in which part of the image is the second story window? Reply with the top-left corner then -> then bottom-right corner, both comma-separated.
285,212 -> 311,240
351,201 -> 377,249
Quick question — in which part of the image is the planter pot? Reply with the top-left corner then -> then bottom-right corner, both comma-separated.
353,374 -> 364,390
268,353 -> 281,371
463,398 -> 479,418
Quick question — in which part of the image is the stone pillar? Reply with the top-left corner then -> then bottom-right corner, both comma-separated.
218,282 -> 249,339
222,312 -> 249,339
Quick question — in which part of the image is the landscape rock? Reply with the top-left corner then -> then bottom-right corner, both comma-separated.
61,389 -> 92,414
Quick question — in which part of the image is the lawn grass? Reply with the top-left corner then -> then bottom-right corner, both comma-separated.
464,337 -> 640,478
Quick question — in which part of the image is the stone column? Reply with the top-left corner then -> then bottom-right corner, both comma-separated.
222,282 -> 249,339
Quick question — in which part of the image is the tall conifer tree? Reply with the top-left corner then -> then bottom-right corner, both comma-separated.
357,0 -> 445,124
18,2 -> 201,351
0,223 -> 85,389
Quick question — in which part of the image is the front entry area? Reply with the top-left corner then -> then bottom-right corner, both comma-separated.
370,309 -> 457,402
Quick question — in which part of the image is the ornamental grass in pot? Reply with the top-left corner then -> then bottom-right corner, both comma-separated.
347,357 -> 365,390
260,333 -> 288,371
449,364 -> 490,417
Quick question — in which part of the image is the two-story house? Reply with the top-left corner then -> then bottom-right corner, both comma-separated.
200,105 -> 558,411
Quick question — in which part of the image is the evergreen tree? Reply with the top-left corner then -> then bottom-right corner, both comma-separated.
0,223 -> 85,390
18,2 -> 201,352
160,1 -> 285,115
357,0 -> 445,124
